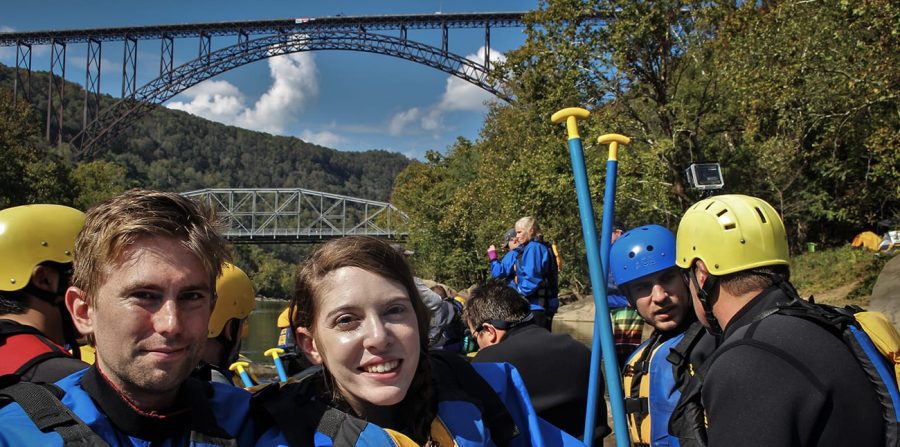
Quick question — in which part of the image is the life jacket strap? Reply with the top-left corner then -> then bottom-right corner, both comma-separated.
0,375 -> 110,447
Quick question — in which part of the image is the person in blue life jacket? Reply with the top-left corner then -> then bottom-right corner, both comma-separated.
488,228 -> 520,289
194,263 -> 257,386
489,217 -> 558,331
0,189 -> 283,446
675,195 -> 884,446
464,281 -> 611,444
254,235 -> 585,447
610,225 -> 714,447
0,204 -> 89,383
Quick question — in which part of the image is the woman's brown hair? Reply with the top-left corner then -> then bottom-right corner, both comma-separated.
290,235 -> 435,443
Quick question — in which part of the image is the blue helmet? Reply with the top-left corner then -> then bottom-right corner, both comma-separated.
610,224 -> 676,286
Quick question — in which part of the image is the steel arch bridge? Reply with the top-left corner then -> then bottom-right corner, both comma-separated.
73,30 -> 510,158
0,12 -> 529,158
182,188 -> 408,244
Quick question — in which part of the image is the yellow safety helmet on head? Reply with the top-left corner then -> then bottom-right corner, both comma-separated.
0,204 -> 85,293
209,263 -> 256,338
676,194 -> 789,275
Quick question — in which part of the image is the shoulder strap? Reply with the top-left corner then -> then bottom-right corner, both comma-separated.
667,322 -> 707,386
624,331 -> 660,415
0,375 -> 110,447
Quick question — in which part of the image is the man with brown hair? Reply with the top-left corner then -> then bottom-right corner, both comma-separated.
0,189 -> 273,445
676,194 -> 883,446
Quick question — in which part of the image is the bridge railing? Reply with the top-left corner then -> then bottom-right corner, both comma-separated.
182,187 -> 408,243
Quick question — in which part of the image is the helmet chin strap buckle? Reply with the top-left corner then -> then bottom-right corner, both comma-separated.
688,266 -> 723,337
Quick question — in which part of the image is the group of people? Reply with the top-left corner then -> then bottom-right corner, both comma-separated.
0,189 -> 584,446
0,188 -> 890,446
607,194 -> 887,446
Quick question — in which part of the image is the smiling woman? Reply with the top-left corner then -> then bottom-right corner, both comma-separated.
255,235 -> 587,446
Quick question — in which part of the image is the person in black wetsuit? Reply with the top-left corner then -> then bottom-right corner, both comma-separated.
463,281 -> 611,443
675,194 -> 884,446
0,204 -> 88,383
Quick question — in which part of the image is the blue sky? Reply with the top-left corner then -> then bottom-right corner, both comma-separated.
1,1 -> 535,160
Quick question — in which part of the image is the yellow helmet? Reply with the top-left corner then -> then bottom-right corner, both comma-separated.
209,263 -> 256,338
676,194 -> 789,275
277,307 -> 291,329
0,204 -> 85,293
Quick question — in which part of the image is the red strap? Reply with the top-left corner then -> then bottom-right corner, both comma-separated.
0,333 -> 70,375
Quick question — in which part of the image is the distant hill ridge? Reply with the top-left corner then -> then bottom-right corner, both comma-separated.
0,63 -> 411,202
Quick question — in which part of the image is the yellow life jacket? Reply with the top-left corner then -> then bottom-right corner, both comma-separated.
623,338 -> 657,444
384,417 -> 458,447
622,330 -> 692,446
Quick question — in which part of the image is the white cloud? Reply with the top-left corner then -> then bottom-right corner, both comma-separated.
389,107 -> 422,135
238,51 -> 318,134
300,129 -> 344,147
167,79 -> 246,125
166,49 -> 318,135
438,47 -> 507,112
387,46 -> 505,136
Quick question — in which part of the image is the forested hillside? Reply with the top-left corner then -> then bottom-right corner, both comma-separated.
392,0 -> 899,289
0,64 -> 409,202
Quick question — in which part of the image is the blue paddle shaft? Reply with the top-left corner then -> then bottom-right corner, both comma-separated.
238,370 -> 253,388
273,357 -> 288,382
567,137 -> 630,447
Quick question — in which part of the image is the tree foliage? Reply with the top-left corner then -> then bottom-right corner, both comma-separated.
393,0 -> 898,291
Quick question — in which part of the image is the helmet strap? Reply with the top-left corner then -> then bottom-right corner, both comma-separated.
215,319 -> 244,368
687,267 -> 724,337
23,264 -> 82,360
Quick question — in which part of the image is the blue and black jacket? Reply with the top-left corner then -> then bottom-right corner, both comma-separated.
0,366 -> 264,446
513,240 -> 558,315
254,351 -> 586,446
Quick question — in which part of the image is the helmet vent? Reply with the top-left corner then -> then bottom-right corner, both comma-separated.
755,207 -> 767,223
646,245 -> 654,252
628,251 -> 636,258
724,223 -> 736,230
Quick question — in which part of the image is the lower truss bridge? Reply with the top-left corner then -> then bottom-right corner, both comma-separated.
182,188 -> 408,244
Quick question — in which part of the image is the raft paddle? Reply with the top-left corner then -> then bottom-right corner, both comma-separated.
550,107 -> 630,447
229,361 -> 253,388
265,347 -> 289,382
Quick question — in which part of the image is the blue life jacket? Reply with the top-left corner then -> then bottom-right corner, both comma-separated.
0,368 -> 264,446
514,241 -> 559,315
256,351 -> 586,446
623,331 -> 687,447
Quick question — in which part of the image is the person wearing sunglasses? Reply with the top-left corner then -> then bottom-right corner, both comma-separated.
464,281 -> 610,444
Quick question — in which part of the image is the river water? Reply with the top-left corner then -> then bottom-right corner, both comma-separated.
241,299 -> 288,368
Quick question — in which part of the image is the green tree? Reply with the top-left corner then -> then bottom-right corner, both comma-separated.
71,160 -> 130,210
711,0 -> 899,242
0,90 -> 74,208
